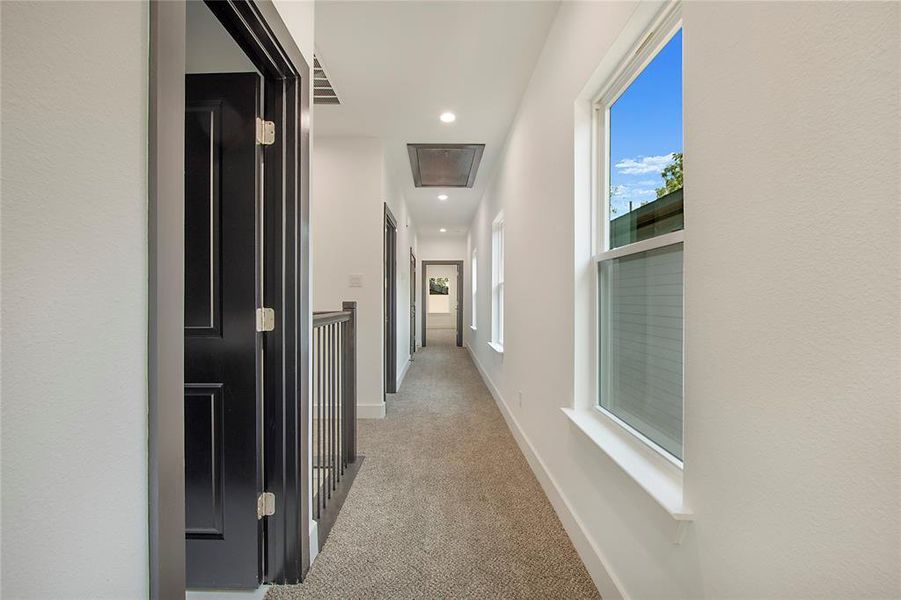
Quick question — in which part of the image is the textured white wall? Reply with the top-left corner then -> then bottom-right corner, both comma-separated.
468,1 -> 901,598
0,2 -> 150,598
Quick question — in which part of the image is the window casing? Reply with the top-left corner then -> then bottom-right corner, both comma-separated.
593,14 -> 683,462
471,249 -> 478,329
491,214 -> 504,349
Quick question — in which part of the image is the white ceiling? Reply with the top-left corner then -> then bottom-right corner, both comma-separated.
313,1 -> 559,236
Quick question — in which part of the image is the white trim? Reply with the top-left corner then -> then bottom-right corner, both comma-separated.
357,402 -> 386,419
491,212 -> 505,347
187,586 -> 269,600
309,519 -> 320,564
396,357 -> 412,390
592,2 -> 683,257
487,341 -> 504,355
466,347 -> 626,600
593,229 -> 684,263
594,6 -> 683,110
471,247 -> 478,330
595,406 -> 682,469
585,1 -> 686,468
562,407 -> 691,521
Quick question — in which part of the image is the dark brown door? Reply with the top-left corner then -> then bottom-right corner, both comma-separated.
455,263 -> 464,347
410,249 -> 416,356
384,205 -> 397,394
184,73 -> 261,589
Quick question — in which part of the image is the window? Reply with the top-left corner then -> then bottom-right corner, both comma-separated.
595,22 -> 683,461
471,249 -> 478,329
490,213 -> 504,351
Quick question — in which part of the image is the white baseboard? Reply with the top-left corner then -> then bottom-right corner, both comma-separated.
465,347 -> 627,600
187,586 -> 269,600
397,357 -> 412,389
357,402 -> 386,419
309,518 -> 320,564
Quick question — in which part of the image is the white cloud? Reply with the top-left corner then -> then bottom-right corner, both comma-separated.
615,153 -> 674,175
611,183 -> 656,201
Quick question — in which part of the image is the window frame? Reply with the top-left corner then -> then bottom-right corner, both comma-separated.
471,248 -> 478,330
591,7 -> 684,467
490,212 -> 504,352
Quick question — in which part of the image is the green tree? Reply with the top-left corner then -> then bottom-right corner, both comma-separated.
655,152 -> 683,198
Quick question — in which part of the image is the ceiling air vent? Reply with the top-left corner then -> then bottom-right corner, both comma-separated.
313,55 -> 340,105
407,144 -> 485,188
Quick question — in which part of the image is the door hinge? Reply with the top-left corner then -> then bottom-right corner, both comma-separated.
256,307 -> 275,332
256,118 -> 275,146
257,492 -> 275,519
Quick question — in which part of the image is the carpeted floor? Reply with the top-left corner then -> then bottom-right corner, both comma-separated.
267,328 -> 600,599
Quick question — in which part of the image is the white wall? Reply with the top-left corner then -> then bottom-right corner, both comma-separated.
417,234 -> 466,262
467,2 -> 901,598
311,137 -> 386,416
0,2 -> 150,598
311,136 -> 418,411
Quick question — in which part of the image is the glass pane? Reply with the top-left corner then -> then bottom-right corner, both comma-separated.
599,243 -> 683,459
497,282 -> 504,344
608,29 -> 683,249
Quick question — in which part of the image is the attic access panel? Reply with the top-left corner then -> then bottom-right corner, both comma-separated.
407,144 -> 485,188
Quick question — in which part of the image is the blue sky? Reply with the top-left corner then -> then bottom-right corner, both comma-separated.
609,29 -> 682,217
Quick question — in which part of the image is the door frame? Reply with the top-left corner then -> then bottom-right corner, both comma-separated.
384,204 -> 398,394
149,1 -> 311,596
421,260 -> 464,348
409,248 -> 416,356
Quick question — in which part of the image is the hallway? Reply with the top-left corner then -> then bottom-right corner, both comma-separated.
268,337 -> 599,599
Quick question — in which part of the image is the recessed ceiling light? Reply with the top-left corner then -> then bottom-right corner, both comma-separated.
439,228 -> 447,233
439,112 -> 456,123
438,194 -> 448,201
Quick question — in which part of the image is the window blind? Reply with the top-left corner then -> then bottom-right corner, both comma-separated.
599,242 -> 683,459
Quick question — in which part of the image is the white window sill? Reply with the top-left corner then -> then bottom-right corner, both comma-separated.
488,341 -> 504,354
561,407 -> 691,522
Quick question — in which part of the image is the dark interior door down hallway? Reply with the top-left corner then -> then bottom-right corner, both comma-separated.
384,204 -> 398,393
410,248 -> 416,356
421,260 -> 464,348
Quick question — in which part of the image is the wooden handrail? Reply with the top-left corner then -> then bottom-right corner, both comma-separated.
311,300 -> 357,541
313,310 -> 351,327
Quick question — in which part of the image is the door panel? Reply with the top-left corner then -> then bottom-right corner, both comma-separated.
456,264 -> 463,347
185,73 -> 261,589
185,384 -> 224,538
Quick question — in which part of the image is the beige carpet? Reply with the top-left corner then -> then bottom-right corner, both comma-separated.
267,331 -> 600,599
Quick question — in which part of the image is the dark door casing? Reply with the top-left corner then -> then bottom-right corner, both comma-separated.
410,248 -> 416,356
184,73 -> 262,589
384,205 -> 398,394
151,1 -> 312,595
420,260 -> 464,348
